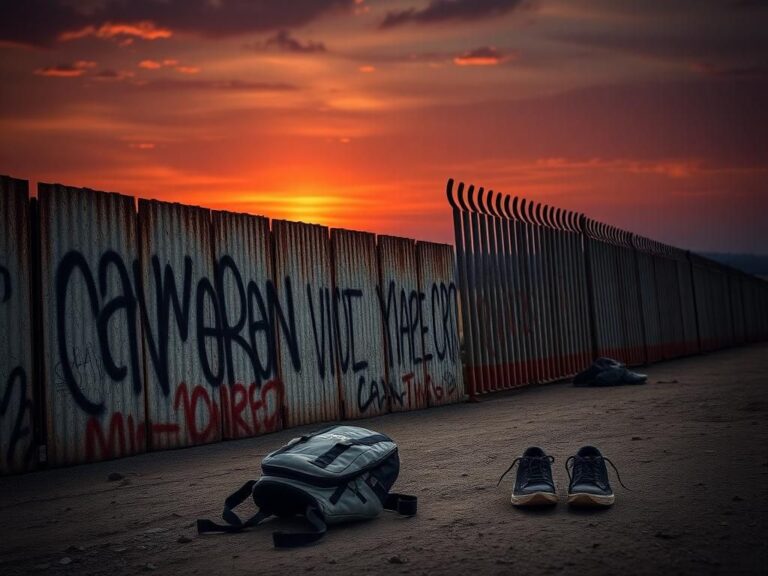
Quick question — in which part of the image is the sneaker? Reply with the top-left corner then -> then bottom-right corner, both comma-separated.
497,447 -> 558,506
565,446 -> 628,507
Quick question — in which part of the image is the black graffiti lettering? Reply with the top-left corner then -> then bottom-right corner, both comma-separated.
409,290 -> 421,364
356,375 -> 388,413
377,281 -> 396,367
431,283 -> 446,361
216,255 -> 257,386
418,289 -> 432,364
385,377 -> 406,407
333,287 -> 349,374
445,282 -> 458,362
344,288 -> 368,373
247,280 -> 273,381
308,285 -> 335,379
196,277 -> 224,386
97,250 -> 142,394
399,288 -> 410,365
270,277 -> 300,371
0,367 -> 33,466
137,255 -> 194,396
56,251 -> 104,415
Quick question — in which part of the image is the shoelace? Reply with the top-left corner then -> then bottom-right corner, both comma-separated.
565,455 -> 631,490
496,455 -> 555,487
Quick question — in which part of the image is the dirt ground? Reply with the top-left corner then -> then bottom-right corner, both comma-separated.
2,344 -> 767,576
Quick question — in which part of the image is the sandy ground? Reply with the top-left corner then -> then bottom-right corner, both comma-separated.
2,344 -> 767,576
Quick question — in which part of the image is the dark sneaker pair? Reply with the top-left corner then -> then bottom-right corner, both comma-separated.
497,446 -> 627,507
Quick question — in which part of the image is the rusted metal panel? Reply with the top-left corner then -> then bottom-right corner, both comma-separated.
211,211 -> 283,439
272,219 -> 339,427
330,229 -> 388,419
39,184 -> 145,466
377,235 -> 429,411
0,176 -> 35,474
138,200 -> 221,450
416,241 -> 464,406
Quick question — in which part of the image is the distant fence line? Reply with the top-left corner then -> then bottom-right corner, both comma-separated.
447,179 -> 768,396
0,175 -> 463,475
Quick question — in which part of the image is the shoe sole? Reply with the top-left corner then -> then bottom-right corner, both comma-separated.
567,492 -> 615,507
511,491 -> 558,507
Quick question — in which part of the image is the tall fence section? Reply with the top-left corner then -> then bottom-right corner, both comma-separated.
3,173 -> 767,474
448,179 -> 768,396
0,175 -> 463,475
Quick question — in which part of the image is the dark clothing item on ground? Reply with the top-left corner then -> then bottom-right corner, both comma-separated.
573,357 -> 647,387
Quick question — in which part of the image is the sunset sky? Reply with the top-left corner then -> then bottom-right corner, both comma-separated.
1,0 -> 767,252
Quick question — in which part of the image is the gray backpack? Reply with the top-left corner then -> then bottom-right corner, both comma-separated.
197,425 -> 417,547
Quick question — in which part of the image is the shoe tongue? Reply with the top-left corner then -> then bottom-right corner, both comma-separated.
523,447 -> 545,458
577,446 -> 602,457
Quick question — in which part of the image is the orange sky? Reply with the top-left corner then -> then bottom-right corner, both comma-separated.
1,0 -> 767,252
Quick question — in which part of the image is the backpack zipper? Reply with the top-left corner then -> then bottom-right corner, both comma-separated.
262,447 -> 398,487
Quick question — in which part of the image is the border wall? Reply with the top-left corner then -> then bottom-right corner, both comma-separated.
448,179 -> 768,396
0,176 -> 464,474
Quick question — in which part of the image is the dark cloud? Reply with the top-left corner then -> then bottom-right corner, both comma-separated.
263,30 -> 326,53
33,60 -> 96,77
453,46 -> 504,66
140,78 -> 299,92
553,28 -> 768,72
380,0 -> 524,29
0,0 -> 354,48
91,69 -> 135,81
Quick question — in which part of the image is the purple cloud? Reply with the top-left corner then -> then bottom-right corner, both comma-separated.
1,0 -> 355,48
380,0 -> 524,29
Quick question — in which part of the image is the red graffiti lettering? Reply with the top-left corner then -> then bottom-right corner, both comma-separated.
85,412 -> 144,461
173,382 -> 220,444
220,379 -> 284,439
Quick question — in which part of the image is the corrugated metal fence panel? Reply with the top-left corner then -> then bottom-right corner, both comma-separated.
571,226 -> 592,372
0,176 -> 35,474
654,256 -> 685,359
416,241 -> 464,406
677,258 -> 699,355
692,263 -> 714,352
377,235 -> 429,411
272,220 -> 339,427
39,184 -> 145,466
729,275 -> 746,346
330,229 -> 388,420
637,251 -> 663,362
616,245 -> 645,366
138,200 -> 221,450
211,211 -> 283,439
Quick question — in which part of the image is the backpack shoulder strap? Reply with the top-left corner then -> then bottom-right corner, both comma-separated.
197,480 -> 271,534
384,493 -> 418,516
272,505 -> 327,548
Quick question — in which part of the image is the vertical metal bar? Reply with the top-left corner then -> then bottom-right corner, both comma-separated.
447,180 -> 478,397
460,186 -> 484,393
469,188 -> 496,391
580,216 -> 599,361
491,193 -> 518,387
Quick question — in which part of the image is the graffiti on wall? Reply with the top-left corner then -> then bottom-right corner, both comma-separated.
1,178 -> 35,474
2,180 -> 465,472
